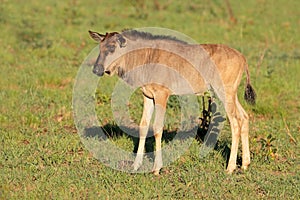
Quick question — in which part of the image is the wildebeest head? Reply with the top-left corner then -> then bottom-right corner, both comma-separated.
88,30 -> 127,76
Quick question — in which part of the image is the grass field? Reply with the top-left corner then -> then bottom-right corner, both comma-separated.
1,0 -> 299,199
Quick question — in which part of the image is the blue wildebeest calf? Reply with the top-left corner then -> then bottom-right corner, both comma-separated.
88,29 -> 256,175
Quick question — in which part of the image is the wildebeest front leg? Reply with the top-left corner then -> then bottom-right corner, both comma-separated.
152,92 -> 169,175
133,96 -> 154,171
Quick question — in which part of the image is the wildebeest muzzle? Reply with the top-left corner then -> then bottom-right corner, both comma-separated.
93,63 -> 104,76
93,54 -> 104,76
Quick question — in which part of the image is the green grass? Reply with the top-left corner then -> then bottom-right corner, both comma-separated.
1,0 -> 299,199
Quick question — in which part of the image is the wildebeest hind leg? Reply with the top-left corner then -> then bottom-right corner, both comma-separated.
225,96 -> 241,173
236,99 -> 250,170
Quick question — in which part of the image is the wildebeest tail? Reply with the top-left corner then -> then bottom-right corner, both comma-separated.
244,63 -> 256,105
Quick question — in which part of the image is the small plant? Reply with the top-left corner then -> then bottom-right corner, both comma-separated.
258,134 -> 278,161
197,95 -> 212,141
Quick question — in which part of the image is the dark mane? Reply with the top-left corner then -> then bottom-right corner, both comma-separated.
102,32 -> 118,41
121,29 -> 188,44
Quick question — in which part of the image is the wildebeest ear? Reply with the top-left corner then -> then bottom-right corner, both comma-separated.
89,30 -> 105,42
117,34 -> 127,48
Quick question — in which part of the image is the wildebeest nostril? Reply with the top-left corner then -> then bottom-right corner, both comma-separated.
92,68 -> 98,74
93,65 -> 104,76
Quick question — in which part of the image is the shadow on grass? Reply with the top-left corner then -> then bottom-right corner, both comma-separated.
82,123 -> 241,169
82,124 -> 176,155
82,96 -> 242,169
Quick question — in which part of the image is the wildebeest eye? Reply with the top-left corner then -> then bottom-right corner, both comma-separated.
107,45 -> 116,53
